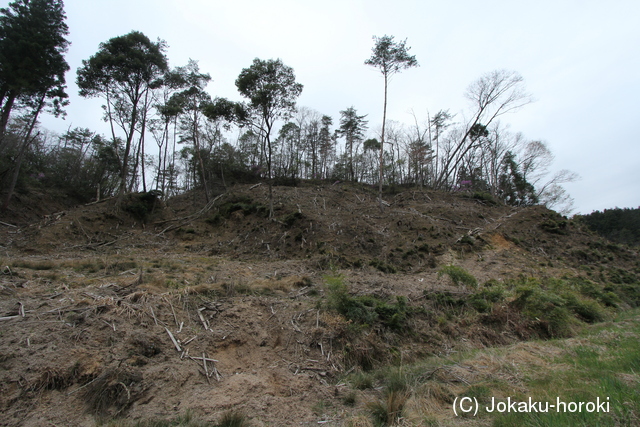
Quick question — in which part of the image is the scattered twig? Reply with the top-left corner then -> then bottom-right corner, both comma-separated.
202,352 -> 210,384
183,334 -> 197,346
164,297 -> 179,327
0,315 -> 19,321
149,306 -> 158,326
18,302 -> 25,317
249,183 -> 263,189
197,308 -> 209,330
102,319 -> 116,331
188,355 -> 219,363
165,327 -> 182,352
66,376 -> 99,396
291,319 -> 302,333
0,221 -> 17,228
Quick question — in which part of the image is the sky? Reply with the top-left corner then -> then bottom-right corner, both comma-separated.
6,0 -> 640,214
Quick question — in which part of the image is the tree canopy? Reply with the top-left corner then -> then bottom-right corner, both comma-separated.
0,0 -> 70,143
77,30 -> 168,196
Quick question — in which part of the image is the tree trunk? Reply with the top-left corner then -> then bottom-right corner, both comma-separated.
0,91 -> 17,149
378,74 -> 388,211
1,95 -> 45,211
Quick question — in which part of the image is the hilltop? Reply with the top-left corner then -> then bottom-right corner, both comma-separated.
0,182 -> 638,426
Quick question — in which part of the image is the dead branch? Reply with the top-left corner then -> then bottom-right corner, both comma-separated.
165,327 -> 182,352
156,193 -> 224,235
197,308 -> 209,330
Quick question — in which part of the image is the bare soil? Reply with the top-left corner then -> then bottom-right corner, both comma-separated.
0,182 -> 637,426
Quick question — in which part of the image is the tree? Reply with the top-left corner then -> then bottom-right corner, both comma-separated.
434,70 -> 532,190
0,0 -> 69,146
365,35 -> 418,208
235,58 -> 303,217
498,151 -> 538,206
318,115 -> 335,179
77,31 -> 168,197
336,106 -> 368,182
167,60 -> 213,200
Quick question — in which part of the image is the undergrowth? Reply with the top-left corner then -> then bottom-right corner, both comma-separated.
325,274 -> 409,331
342,309 -> 640,426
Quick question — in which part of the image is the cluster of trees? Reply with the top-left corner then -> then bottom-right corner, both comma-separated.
579,208 -> 640,246
0,0 -> 577,216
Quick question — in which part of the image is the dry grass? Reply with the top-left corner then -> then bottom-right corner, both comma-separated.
81,367 -> 144,418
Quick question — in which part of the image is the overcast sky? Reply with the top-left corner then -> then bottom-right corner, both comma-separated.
8,0 -> 639,214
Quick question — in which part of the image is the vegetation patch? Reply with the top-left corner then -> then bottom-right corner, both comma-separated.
438,265 -> 478,288
123,191 -> 163,222
216,196 -> 268,219
81,367 -> 145,419
326,275 -> 409,331
369,259 -> 397,274
510,277 -> 608,337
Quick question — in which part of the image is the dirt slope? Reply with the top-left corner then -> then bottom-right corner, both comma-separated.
0,182 -> 637,426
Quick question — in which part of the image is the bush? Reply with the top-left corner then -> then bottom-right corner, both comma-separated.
510,279 -> 607,337
217,196 -> 268,219
325,275 -> 409,330
123,190 -> 162,222
469,284 -> 506,313
438,265 -> 477,288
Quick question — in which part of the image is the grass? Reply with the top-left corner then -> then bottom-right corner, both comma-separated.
102,410 -> 250,426
493,313 -> 640,426
10,259 -> 57,270
342,309 -> 640,426
438,265 -> 478,288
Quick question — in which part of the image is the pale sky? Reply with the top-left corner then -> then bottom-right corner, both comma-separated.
7,0 -> 639,214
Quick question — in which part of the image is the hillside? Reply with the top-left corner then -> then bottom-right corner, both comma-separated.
1,182 -> 638,426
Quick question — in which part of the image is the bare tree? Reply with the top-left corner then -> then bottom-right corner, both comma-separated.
434,70 -> 532,190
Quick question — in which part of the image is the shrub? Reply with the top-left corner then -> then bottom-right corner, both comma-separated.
369,259 -> 397,274
438,265 -> 478,288
325,275 -> 409,330
123,190 -> 162,222
540,218 -> 569,234
469,284 -> 506,312
217,196 -> 268,219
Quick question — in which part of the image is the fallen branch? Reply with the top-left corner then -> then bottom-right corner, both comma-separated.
165,327 -> 181,352
188,355 -> 219,363
197,308 -> 209,330
156,193 -> 224,235
202,352 -> 210,384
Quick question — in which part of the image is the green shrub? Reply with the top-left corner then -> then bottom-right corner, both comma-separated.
469,284 -> 505,313
438,265 -> 477,288
540,218 -> 569,234
325,275 -> 409,330
472,191 -> 497,205
218,196 -> 268,219
423,291 -> 466,309
369,259 -> 397,274
123,190 -> 162,222
510,279 -> 609,337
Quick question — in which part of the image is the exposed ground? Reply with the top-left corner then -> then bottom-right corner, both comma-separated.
0,182 -> 638,426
